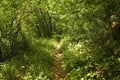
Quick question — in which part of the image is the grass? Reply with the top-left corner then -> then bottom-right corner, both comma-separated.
0,38 -> 57,80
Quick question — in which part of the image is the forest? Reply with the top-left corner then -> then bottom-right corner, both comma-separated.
0,0 -> 120,80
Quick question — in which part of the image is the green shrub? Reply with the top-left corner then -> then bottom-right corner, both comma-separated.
0,38 -> 56,80
61,36 -> 120,80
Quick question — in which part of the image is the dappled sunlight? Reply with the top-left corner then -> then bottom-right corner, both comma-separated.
0,38 -> 55,79
50,41 -> 66,80
57,43 -> 61,49
55,54 -> 62,58
0,0 -> 120,80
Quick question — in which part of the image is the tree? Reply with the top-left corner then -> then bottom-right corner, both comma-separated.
0,0 -> 29,61
59,0 -> 120,79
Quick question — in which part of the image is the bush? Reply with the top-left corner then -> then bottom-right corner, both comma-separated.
0,38 -> 56,80
61,35 -> 120,80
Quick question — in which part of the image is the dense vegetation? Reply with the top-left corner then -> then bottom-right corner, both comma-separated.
0,0 -> 120,80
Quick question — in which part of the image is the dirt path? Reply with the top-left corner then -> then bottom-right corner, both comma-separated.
50,42 -> 66,80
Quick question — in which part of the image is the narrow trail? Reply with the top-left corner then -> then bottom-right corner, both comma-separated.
50,42 -> 66,80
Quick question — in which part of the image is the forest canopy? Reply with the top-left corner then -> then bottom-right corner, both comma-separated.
0,0 -> 120,80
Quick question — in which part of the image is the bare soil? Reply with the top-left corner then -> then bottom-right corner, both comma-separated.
50,43 -> 66,80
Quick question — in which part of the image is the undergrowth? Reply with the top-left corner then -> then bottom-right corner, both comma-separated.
61,36 -> 120,80
0,38 -> 56,80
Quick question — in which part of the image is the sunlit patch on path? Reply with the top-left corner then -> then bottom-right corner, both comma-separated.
50,42 -> 66,80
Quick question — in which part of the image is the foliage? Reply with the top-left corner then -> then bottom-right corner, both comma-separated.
0,38 -> 56,80
0,0 -> 120,79
0,0 -> 30,61
60,0 -> 120,80
0,0 -> 57,79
